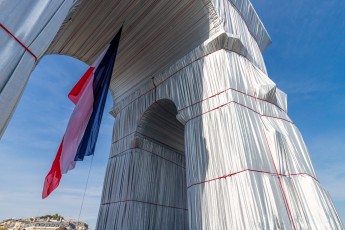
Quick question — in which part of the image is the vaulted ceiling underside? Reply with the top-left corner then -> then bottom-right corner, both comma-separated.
47,0 -> 221,101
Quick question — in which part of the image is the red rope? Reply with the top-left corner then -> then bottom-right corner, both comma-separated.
116,48 -> 285,115
244,60 -> 297,230
187,168 -> 318,189
261,128 -> 297,230
178,86 -> 286,113
185,100 -> 293,124
101,199 -> 188,211
0,23 -> 38,62
112,131 -> 137,144
109,147 -> 186,169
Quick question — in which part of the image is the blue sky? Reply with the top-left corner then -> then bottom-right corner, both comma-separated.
251,0 -> 345,222
0,1 -> 344,229
0,56 -> 111,227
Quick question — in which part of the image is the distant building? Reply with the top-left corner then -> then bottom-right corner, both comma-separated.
0,218 -> 89,230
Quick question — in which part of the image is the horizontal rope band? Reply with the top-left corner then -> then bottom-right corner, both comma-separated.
109,147 -> 186,169
112,131 -> 137,144
187,168 -> 318,189
101,199 -> 188,211
185,99 -> 293,124
178,85 -> 286,113
115,48 -> 284,115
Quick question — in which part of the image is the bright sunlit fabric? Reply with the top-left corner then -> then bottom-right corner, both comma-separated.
96,1 -> 343,227
0,0 -> 342,229
0,0 -> 76,138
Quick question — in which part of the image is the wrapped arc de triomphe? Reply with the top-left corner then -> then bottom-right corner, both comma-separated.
0,0 -> 343,229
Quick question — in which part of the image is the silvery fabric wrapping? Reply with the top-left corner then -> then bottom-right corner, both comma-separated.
0,0 -> 76,137
0,0 -> 341,229
97,1 -> 343,229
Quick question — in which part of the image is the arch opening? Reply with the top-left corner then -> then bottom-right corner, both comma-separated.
136,99 -> 188,229
137,99 -> 185,153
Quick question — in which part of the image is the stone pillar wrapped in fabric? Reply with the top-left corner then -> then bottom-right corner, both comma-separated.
0,1 -> 78,137
0,0 -> 343,229
96,31 -> 342,229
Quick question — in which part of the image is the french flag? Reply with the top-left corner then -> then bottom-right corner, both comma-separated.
42,28 -> 122,199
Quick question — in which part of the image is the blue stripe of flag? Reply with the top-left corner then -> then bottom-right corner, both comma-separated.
75,27 -> 122,161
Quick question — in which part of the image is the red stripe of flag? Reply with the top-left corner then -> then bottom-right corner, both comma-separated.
42,27 -> 122,199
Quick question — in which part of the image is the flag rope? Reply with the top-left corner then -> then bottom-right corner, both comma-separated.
77,154 -> 95,226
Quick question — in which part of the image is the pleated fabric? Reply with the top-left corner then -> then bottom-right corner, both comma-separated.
96,0 -> 342,228
0,0 -> 78,138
